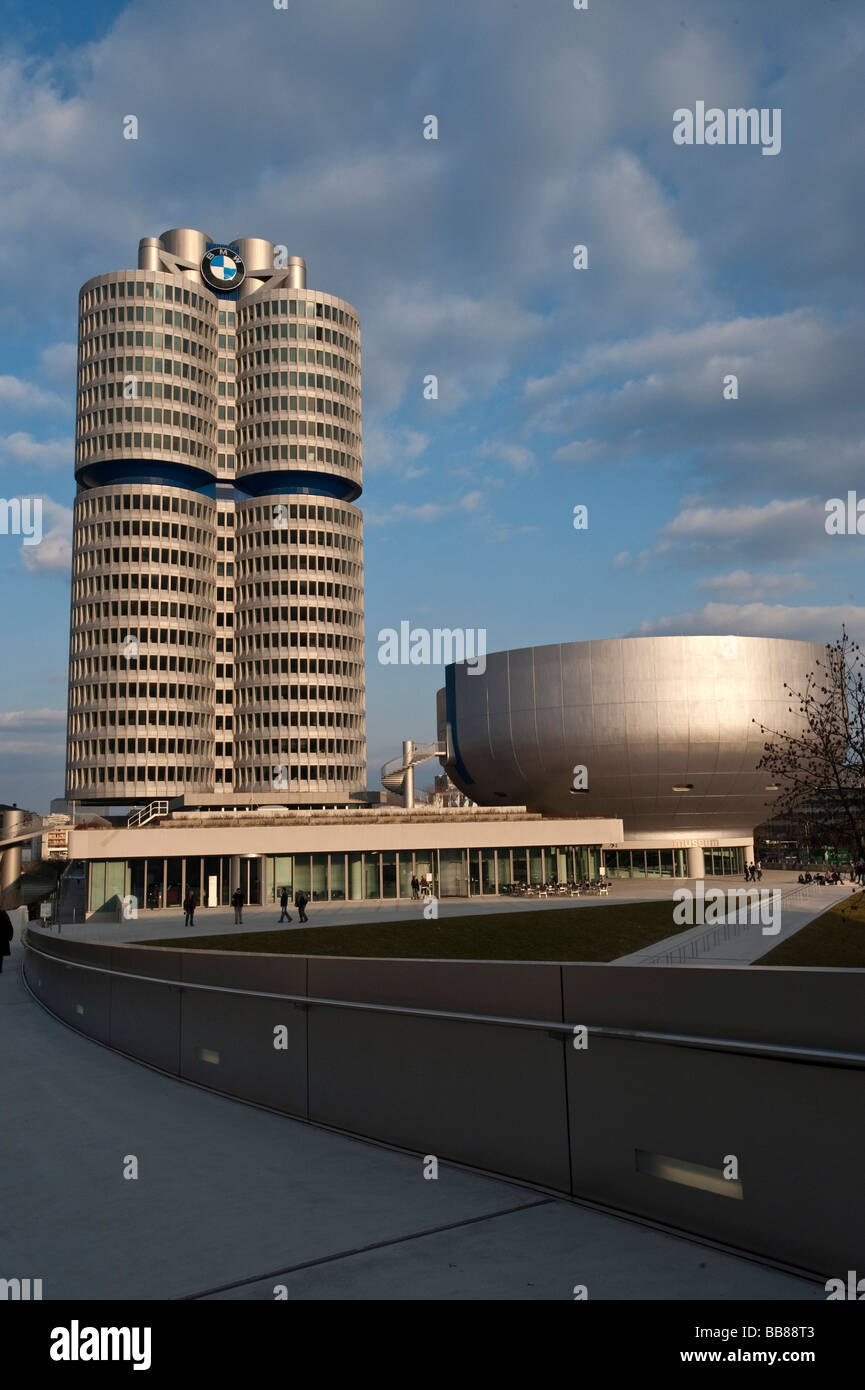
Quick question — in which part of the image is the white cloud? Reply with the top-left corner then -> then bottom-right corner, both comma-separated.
20,497 -> 73,573
527,311 -> 865,494
0,376 -> 69,412
0,708 -> 65,729
475,440 -> 535,472
697,570 -> 815,598
366,490 -> 485,526
636,602 -> 865,644
583,149 -> 699,289
40,342 -> 77,384
363,423 -> 429,475
0,433 -> 70,469
0,739 -> 65,756
617,498 -> 827,571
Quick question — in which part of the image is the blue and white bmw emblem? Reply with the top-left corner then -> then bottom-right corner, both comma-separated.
201,245 -> 245,291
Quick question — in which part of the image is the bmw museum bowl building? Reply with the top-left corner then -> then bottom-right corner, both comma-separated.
437,635 -> 823,883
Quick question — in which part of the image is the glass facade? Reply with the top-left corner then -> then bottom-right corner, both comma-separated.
86,842 -> 650,911
85,843 -> 748,912
601,847 -> 744,879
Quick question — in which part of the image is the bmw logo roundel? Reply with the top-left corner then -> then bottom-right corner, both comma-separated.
201,245 -> 245,291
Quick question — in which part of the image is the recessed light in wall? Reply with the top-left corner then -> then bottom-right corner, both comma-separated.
672,784 -> 694,792
765,784 -> 780,791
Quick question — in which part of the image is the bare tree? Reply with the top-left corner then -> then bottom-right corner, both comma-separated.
755,629 -> 865,861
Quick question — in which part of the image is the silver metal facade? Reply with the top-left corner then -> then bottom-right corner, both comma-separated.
67,229 -> 365,805
438,635 -> 825,835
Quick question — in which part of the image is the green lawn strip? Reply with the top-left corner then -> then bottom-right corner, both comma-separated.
144,898 -> 680,962
753,891 -> 865,968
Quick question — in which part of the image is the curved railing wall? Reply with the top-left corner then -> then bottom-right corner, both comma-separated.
22,929 -> 865,1279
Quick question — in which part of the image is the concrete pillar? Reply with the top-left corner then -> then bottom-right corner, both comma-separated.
687,845 -> 704,880
403,740 -> 415,809
744,841 -> 755,872
285,257 -> 307,289
1,809 -> 23,908
138,238 -> 163,271
231,855 -> 242,897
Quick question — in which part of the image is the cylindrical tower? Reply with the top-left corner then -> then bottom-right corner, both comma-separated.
66,229 -> 366,807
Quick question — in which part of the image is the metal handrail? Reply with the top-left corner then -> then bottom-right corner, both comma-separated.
22,932 -> 865,1069
127,800 -> 169,828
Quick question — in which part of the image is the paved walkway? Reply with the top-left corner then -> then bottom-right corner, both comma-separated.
0,938 -> 825,1300
617,882 -> 852,967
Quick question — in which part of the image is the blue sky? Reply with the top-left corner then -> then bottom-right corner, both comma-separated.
0,0 -> 863,810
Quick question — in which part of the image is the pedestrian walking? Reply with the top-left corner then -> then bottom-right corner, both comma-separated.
0,908 -> 12,973
756,860 -> 763,882
294,889 -> 309,923
232,886 -> 244,925
183,888 -> 196,928
278,886 -> 292,923
411,874 -> 420,900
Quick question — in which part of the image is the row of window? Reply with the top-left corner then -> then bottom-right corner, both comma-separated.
236,766 -> 362,786
237,393 -> 359,427
236,632 -> 362,655
69,677 -> 363,708
237,295 -> 357,335
74,549 -> 211,577
70,763 -> 362,789
75,602 -> 211,626
237,552 -> 360,575
80,386 -> 362,447
77,491 -> 213,520
80,432 -> 211,462
80,379 -> 212,413
81,277 -> 221,312
72,586 -> 361,620
243,581 -> 361,603
80,406 -> 218,440
69,704 -> 208,727
237,319 -> 357,354
80,308 -> 217,345
79,351 -> 215,395
82,276 -> 358,338
79,331 -> 215,366
69,765 -> 223,787
78,519 -> 211,543
239,370 -> 359,403
238,354 -> 359,390
70,711 -> 364,747
77,499 -> 358,530
243,501 -> 360,527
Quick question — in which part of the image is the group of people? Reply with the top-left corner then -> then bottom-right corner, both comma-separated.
744,861 -> 763,882
179,886 -> 311,927
797,870 -> 845,886
277,886 -> 309,924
